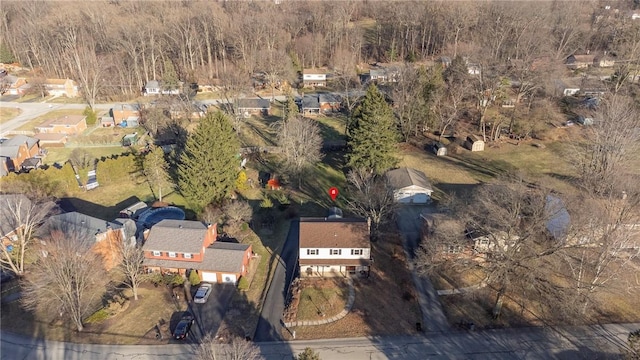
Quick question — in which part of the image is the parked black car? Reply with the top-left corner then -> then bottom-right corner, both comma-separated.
173,312 -> 194,340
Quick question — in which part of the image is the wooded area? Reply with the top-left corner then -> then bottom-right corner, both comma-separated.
1,0 -> 637,99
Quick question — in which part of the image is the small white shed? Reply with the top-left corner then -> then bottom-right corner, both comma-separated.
465,135 -> 485,152
385,167 -> 434,204
432,142 -> 447,156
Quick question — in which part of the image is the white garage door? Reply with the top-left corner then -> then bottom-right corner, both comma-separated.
221,274 -> 237,284
396,192 -> 413,203
201,272 -> 218,283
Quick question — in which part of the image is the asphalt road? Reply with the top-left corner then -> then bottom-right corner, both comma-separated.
254,220 -> 300,342
2,322 -> 638,359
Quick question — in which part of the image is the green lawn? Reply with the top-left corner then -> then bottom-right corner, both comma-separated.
44,146 -> 131,165
313,114 -> 347,141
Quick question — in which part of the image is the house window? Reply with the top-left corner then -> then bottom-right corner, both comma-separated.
351,249 -> 363,256
152,251 -> 161,257
183,253 -> 192,259
307,249 -> 319,255
330,249 -> 342,255
168,252 -> 177,258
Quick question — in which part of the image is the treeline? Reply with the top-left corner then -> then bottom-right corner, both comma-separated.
0,1 -> 638,100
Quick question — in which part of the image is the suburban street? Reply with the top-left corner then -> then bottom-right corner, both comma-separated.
254,220 -> 300,342
2,322 -> 638,359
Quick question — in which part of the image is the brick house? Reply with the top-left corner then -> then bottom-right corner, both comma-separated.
299,217 -> 371,277
111,104 -> 142,125
45,212 -> 127,271
0,135 -> 41,175
35,115 -> 87,135
142,220 -> 252,284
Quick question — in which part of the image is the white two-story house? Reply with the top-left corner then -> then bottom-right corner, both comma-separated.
298,217 -> 371,277
302,69 -> 327,88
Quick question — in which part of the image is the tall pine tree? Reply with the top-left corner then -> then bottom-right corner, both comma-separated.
347,83 -> 399,174
178,111 -> 240,211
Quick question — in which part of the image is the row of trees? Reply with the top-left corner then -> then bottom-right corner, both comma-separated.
2,1 -> 638,105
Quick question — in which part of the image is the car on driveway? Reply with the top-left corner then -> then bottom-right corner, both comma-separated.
173,312 -> 194,340
194,283 -> 212,304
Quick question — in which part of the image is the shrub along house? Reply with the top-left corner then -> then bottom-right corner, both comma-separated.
142,219 -> 252,284
298,217 -> 371,277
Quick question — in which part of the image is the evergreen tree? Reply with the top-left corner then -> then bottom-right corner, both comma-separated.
162,60 -> 179,91
143,145 -> 173,202
284,93 -> 299,122
346,84 -> 398,174
178,111 -> 240,211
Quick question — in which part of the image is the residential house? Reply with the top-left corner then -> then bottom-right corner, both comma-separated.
45,212 -> 127,271
301,94 -> 321,116
465,135 -> 485,152
565,54 -> 596,70
367,66 -> 400,84
44,78 -> 79,98
34,133 -> 68,147
144,80 -> 161,96
1,75 -> 28,96
0,135 -> 41,175
236,98 -> 271,118
299,217 -> 371,277
593,54 -> 615,68
142,220 -> 252,284
302,69 -> 327,88
35,115 -> 87,135
318,93 -> 342,113
385,167 -> 434,204
111,104 -> 142,125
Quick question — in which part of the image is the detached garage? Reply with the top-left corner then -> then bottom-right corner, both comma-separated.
385,167 -> 434,204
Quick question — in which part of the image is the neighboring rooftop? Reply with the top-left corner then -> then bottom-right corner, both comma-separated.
385,167 -> 432,190
46,212 -> 123,237
39,115 -> 86,127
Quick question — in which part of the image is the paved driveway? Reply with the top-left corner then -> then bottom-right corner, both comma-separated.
181,283 -> 234,342
395,204 -> 449,332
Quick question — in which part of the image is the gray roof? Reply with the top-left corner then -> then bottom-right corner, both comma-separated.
385,167 -> 433,191
318,93 -> 340,104
0,135 -> 39,158
237,98 -> 270,110
0,194 -> 31,236
143,220 -> 209,254
112,104 -> 141,112
301,94 -> 320,109
46,212 -> 123,236
142,241 -> 250,273
145,80 -> 160,89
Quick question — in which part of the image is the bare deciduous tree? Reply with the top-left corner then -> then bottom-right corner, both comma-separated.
21,226 -> 107,332
0,193 -> 55,275
223,200 -> 253,224
570,95 -> 640,196
276,116 -> 324,188
196,334 -> 264,360
143,145 -> 173,202
117,238 -> 145,301
416,178 -> 564,318
343,168 -> 396,238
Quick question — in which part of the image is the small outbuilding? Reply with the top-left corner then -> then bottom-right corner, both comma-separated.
122,133 -> 138,147
432,142 -> 447,156
385,167 -> 434,204
465,135 -> 485,152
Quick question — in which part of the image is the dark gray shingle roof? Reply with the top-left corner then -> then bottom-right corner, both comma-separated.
143,220 -> 208,254
142,241 -> 250,273
301,95 -> 320,109
46,212 -> 123,235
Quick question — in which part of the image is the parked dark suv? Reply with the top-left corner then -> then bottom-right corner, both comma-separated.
173,312 -> 194,340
